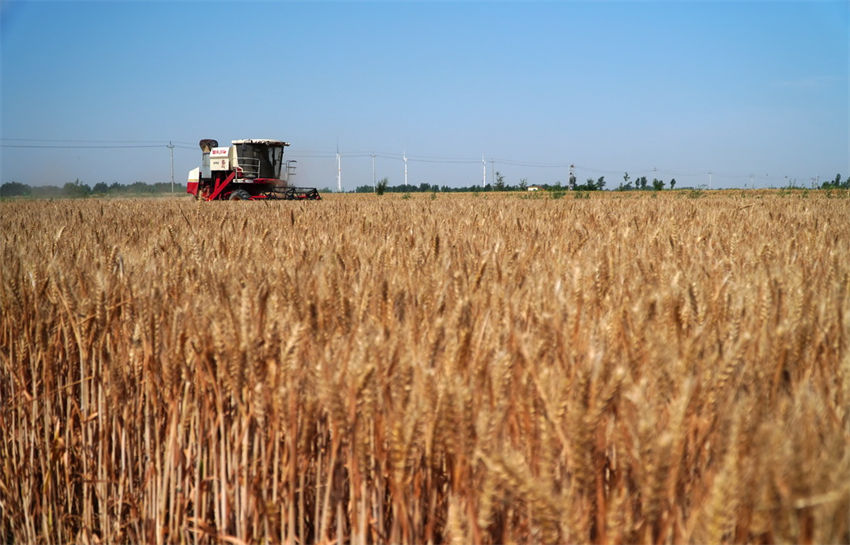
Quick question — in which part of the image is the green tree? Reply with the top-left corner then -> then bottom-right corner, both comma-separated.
652,178 -> 664,191
596,176 -> 606,190
819,173 -> 843,189
0,181 -> 31,197
376,177 -> 388,195
63,179 -> 91,198
127,181 -> 154,194
495,171 -> 506,191
670,178 -> 676,190
519,177 -> 528,191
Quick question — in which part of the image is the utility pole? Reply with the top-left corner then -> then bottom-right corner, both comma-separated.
708,170 -> 712,190
336,148 -> 342,193
371,153 -> 376,192
490,160 -> 495,186
482,154 -> 486,188
167,141 -> 175,193
403,151 -> 408,187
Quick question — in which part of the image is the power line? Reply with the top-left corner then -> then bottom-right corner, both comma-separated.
1,143 -> 168,149
288,152 -> 337,158
409,156 -> 481,164
1,137 -> 196,145
492,158 -> 573,168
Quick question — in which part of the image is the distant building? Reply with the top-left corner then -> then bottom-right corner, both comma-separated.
527,186 -> 540,191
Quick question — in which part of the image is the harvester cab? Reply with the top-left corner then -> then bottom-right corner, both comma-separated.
187,138 -> 320,201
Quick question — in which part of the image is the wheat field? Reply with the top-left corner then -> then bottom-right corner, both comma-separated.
1,192 -> 849,544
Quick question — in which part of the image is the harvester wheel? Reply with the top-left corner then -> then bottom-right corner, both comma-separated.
229,189 -> 252,201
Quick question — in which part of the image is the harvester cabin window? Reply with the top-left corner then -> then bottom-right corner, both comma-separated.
269,147 -> 283,179
239,144 -> 280,179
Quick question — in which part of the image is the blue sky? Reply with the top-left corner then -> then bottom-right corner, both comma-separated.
1,1 -> 848,189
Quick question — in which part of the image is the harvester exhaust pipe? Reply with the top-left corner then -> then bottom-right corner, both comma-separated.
199,139 -> 219,153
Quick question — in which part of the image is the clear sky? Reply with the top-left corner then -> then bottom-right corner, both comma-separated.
1,0 -> 848,190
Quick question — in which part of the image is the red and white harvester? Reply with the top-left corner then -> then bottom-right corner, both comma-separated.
187,138 -> 320,201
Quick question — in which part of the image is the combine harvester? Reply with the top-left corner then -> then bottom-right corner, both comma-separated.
187,138 -> 320,201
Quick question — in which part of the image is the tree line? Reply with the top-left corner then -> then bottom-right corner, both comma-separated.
355,172 -> 675,194
819,173 -> 849,189
354,171 -> 848,194
0,180 -> 185,198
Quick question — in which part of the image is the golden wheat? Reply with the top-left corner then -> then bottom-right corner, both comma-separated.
1,191 -> 848,544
